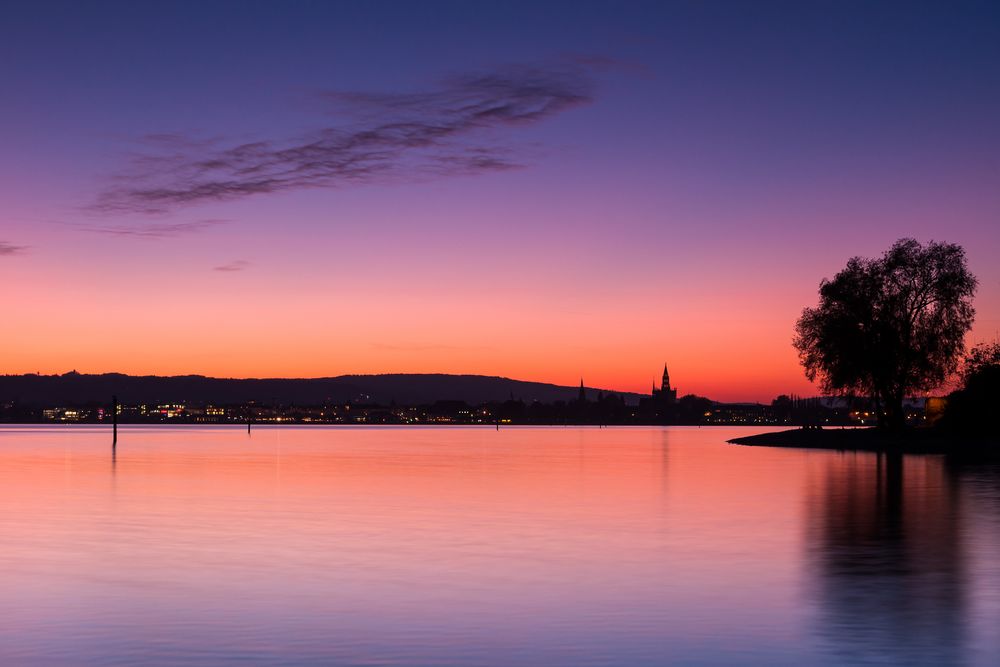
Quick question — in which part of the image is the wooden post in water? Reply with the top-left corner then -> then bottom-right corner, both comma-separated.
112,394 -> 118,446
247,408 -> 252,434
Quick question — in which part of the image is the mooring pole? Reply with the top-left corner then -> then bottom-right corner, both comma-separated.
247,409 -> 252,434
112,394 -> 118,446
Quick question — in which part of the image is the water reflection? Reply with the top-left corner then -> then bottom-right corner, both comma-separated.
808,452 -> 966,665
1,426 -> 998,666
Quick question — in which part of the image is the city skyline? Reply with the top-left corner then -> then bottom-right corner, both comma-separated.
3,1 -> 999,402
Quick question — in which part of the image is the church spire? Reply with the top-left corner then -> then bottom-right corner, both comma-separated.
662,363 -> 671,391
578,378 -> 586,403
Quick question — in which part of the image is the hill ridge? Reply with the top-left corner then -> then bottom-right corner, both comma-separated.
0,372 -> 644,406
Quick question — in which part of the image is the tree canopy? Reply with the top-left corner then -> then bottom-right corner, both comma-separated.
794,238 -> 977,429
961,340 -> 1000,384
942,341 -> 1000,436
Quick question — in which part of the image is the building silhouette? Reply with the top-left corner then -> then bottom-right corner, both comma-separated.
651,363 -> 677,405
637,363 -> 679,423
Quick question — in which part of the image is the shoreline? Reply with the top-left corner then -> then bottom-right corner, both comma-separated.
729,427 -> 999,456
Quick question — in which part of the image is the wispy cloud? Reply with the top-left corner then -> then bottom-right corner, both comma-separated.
0,242 -> 28,256
213,259 -> 250,272
92,64 -> 594,214
82,219 -> 227,238
371,342 -> 490,352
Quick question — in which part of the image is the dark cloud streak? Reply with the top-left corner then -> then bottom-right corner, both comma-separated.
93,65 -> 594,214
213,259 -> 250,272
0,242 -> 28,256
82,219 -> 226,238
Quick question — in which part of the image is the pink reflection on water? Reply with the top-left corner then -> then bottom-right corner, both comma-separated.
0,425 -> 997,666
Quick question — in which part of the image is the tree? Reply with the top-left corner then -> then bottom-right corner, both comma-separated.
794,239 -> 977,430
961,340 -> 1000,383
942,341 -> 1000,437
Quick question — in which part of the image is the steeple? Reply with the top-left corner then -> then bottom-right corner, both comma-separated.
649,362 -> 677,406
578,378 -> 586,403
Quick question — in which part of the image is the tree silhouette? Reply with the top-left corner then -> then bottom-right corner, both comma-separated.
794,239 -> 976,430
942,341 -> 1000,436
960,340 -> 1000,383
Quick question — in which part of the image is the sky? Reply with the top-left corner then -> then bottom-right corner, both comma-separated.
2,0 -> 999,402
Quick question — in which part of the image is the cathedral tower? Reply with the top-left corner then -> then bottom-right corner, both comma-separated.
653,363 -> 677,404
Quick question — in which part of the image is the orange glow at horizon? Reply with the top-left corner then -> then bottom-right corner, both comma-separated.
2,264 -> 814,402
4,237 -> 997,402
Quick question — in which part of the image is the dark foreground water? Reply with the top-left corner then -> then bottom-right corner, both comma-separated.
1,425 -> 998,666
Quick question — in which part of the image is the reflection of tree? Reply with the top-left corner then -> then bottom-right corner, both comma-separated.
807,453 -> 966,666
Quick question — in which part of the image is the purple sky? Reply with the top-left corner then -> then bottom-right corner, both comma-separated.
2,1 -> 998,400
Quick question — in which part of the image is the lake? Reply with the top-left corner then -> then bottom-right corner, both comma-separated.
1,425 -> 998,666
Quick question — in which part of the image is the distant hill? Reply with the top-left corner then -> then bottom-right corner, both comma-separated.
0,372 -> 644,407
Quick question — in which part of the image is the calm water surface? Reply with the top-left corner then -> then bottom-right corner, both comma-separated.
1,425 -> 998,666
